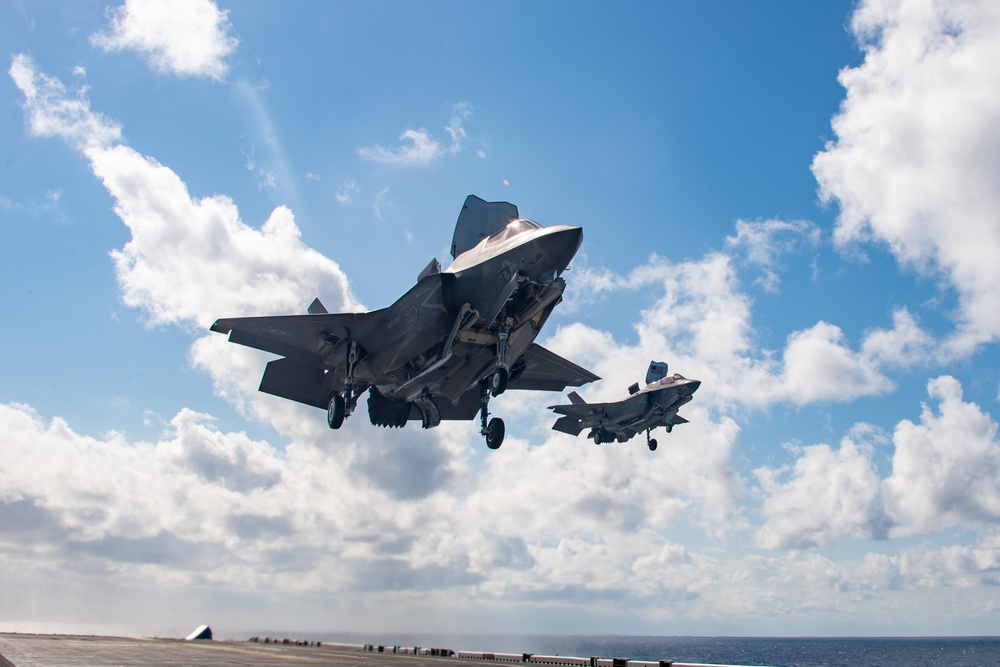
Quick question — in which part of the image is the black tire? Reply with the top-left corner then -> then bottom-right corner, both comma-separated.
327,394 -> 346,429
485,417 -> 505,449
648,439 -> 658,452
491,367 -> 509,396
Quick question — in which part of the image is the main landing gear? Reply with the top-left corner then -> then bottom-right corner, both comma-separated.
646,429 -> 658,452
328,340 -> 358,430
490,317 -> 512,397
327,388 -> 362,429
328,394 -> 345,429
482,328 -> 511,448
490,366 -> 509,395
480,380 -> 505,449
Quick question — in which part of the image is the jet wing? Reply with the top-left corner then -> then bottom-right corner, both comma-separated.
210,310 -> 386,365
507,343 -> 600,392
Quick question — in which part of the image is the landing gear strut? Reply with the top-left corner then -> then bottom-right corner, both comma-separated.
343,340 -> 358,418
492,317 -> 513,396
646,429 -> 658,452
479,381 -> 505,449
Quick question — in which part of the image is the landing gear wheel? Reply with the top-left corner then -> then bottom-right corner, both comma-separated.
491,367 -> 509,396
665,424 -> 673,433
327,394 -> 346,429
485,417 -> 505,449
648,438 -> 658,452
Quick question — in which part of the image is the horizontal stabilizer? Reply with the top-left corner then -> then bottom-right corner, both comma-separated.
567,391 -> 586,405
671,414 -> 689,425
211,309 -> 383,362
259,357 -> 328,409
307,298 -> 328,314
552,415 -> 584,436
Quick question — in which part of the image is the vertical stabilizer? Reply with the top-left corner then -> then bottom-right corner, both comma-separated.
645,361 -> 668,385
567,391 -> 586,405
451,195 -> 519,258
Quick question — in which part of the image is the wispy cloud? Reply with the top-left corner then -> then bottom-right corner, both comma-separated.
9,54 -> 122,151
725,218 -> 821,292
335,180 -> 359,205
357,102 -> 473,167
0,190 -> 66,221
358,126 -> 466,167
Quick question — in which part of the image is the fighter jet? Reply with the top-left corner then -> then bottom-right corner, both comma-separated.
549,361 -> 700,451
210,195 -> 598,449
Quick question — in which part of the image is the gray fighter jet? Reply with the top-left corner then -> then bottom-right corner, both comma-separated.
549,361 -> 700,451
210,195 -> 598,449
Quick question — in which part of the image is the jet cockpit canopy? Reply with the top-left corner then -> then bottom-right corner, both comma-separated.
485,218 -> 542,246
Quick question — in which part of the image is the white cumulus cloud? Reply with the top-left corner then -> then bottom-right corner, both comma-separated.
813,0 -> 1000,357
11,15 -> 1000,631
7,54 -> 756,631
755,432 -> 887,549
91,0 -> 238,80
754,375 -> 1000,548
883,375 -> 1000,536
567,253 -> 894,410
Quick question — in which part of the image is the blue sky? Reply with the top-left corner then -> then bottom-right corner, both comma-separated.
3,0 -> 1000,640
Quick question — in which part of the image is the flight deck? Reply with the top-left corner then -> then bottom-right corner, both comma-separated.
0,634 -> 764,667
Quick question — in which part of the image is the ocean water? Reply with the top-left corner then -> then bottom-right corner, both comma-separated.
315,633 -> 1000,667
515,636 -> 1000,667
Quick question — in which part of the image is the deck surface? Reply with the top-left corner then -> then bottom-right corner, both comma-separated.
0,634 -> 456,667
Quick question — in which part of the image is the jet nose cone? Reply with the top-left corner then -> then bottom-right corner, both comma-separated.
685,379 -> 701,395
538,225 -> 583,275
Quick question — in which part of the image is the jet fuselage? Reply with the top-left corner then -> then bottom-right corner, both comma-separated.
210,196 -> 599,450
